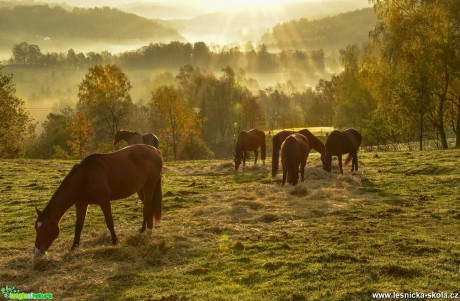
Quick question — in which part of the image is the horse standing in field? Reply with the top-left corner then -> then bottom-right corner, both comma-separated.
114,129 -> 159,148
33,144 -> 163,256
272,129 -> 325,177
234,129 -> 266,171
323,128 -> 362,174
281,133 -> 310,186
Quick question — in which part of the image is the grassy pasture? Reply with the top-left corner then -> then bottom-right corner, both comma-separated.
0,150 -> 459,300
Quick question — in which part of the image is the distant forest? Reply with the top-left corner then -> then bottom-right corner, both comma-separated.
7,41 -> 328,76
261,8 -> 377,50
0,4 -> 183,48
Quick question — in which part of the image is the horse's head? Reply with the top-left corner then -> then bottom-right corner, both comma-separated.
233,153 -> 241,171
34,207 -> 59,256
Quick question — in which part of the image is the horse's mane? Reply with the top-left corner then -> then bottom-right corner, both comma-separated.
298,129 -> 325,155
119,129 -> 141,137
43,164 -> 81,215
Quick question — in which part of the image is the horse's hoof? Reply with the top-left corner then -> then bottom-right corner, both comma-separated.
112,239 -> 119,245
71,244 -> 79,250
142,228 -> 153,235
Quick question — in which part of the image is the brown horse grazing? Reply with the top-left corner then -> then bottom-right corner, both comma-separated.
323,128 -> 362,174
114,129 -> 159,148
272,129 -> 325,177
281,133 -> 310,186
234,129 -> 266,171
33,144 -> 163,256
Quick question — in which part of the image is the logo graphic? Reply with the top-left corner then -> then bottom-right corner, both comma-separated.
1,286 -> 53,300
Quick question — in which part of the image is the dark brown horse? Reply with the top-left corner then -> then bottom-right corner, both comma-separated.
234,129 -> 266,171
281,133 -> 310,186
33,144 -> 163,256
272,129 -> 325,177
114,129 -> 159,148
323,128 -> 362,174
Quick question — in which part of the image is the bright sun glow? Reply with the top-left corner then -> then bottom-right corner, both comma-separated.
176,0 -> 320,12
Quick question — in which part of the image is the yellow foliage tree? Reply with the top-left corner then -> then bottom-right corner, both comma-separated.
67,111 -> 94,159
150,86 -> 201,161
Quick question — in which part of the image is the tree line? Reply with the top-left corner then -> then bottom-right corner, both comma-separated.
1,0 -> 459,159
17,64 -> 331,160
7,41 -> 327,76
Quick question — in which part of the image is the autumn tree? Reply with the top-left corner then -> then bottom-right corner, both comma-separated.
67,111 -> 94,159
150,85 -> 202,160
77,64 -> 134,149
0,66 -> 34,158
369,0 -> 460,148
333,45 -> 376,131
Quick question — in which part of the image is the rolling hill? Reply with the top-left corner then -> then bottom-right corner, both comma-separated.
261,8 -> 377,50
119,0 -> 371,45
0,4 -> 184,55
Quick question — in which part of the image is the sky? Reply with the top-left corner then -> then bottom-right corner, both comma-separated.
43,0 -> 356,12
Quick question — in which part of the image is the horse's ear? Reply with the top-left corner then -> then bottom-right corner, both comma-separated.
35,206 -> 42,216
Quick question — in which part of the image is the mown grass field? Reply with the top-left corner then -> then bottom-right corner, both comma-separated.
0,149 -> 459,300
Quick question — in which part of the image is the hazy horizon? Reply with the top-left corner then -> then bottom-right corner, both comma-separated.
40,0 -> 370,17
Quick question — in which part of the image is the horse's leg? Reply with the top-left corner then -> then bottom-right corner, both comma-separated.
71,202 -> 88,250
300,161 -> 306,182
137,191 -> 147,233
354,152 -> 359,172
140,186 -> 155,234
242,151 -> 247,168
254,150 -> 258,165
282,166 -> 287,186
99,200 -> 118,245
337,154 -> 343,175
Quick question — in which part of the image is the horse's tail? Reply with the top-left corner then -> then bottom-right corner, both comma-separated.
283,136 -> 299,184
152,175 -> 162,225
272,139 -> 280,177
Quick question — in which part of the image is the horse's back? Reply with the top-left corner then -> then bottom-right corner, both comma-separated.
143,133 -> 159,148
273,130 -> 294,148
326,129 -> 361,155
281,134 -> 308,155
294,133 -> 309,151
237,129 -> 265,151
127,133 -> 143,145
343,129 -> 362,149
80,145 -> 162,199
246,129 -> 265,149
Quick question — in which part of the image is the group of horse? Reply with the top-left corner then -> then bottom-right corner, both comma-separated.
234,128 -> 362,186
33,128 -> 361,256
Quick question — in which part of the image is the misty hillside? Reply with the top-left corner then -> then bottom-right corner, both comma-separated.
118,3 -> 204,20
261,8 -> 377,50
0,4 -> 183,51
127,0 -> 370,44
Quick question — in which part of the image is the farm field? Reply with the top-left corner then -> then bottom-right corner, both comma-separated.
0,149 -> 459,300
